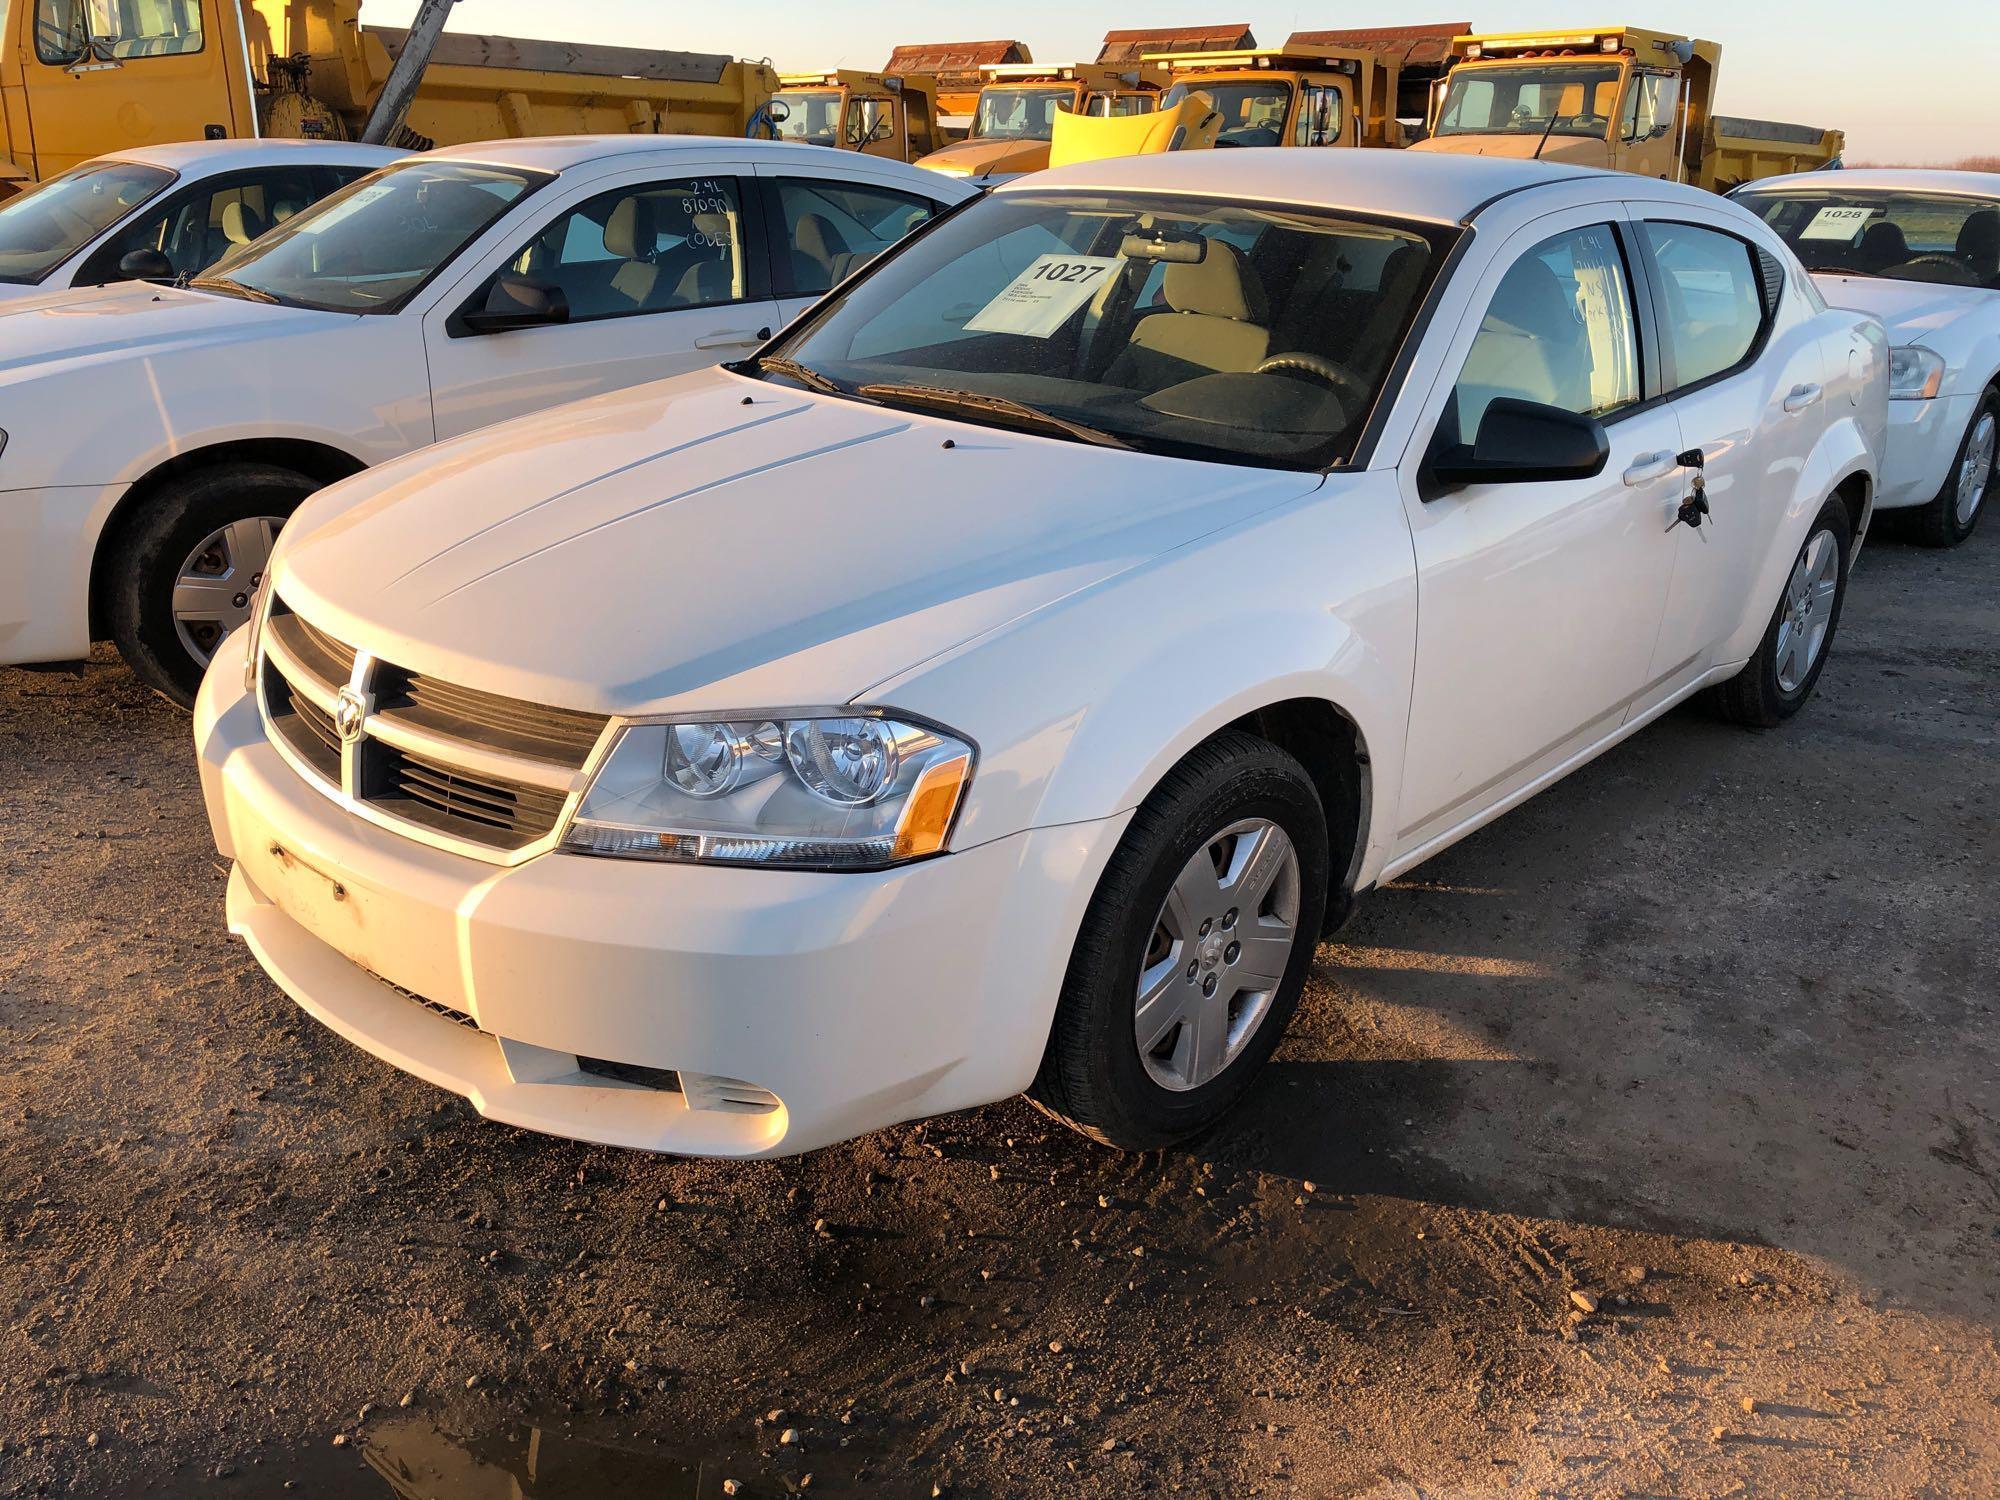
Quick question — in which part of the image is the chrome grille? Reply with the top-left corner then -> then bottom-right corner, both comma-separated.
257,599 -> 610,858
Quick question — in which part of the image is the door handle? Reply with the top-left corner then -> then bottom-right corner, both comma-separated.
1783,382 -> 1823,413
1622,451 -> 1679,486
693,327 -> 770,350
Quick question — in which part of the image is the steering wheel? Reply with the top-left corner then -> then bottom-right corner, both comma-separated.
1890,254 -> 1979,286
1253,351 -> 1370,406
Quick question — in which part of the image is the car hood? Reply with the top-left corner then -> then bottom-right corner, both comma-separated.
920,136 -> 1051,180
274,368 -> 1322,717
1807,272 -> 1995,344
0,279 -> 344,380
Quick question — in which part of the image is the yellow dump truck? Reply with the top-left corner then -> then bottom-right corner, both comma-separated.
1411,26 -> 1844,192
915,62 -> 1168,184
1147,42 -> 1455,152
771,70 -> 944,163
0,0 -> 779,194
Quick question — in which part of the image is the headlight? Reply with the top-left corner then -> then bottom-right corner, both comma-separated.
1889,346 -> 1946,401
563,712 -> 974,870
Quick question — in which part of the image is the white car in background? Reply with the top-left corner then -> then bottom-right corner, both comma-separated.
1737,169 -> 2000,547
0,140 -> 403,302
198,152 -> 1884,1160
0,136 -> 972,702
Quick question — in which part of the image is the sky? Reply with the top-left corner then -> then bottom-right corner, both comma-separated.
367,1 -> 1995,164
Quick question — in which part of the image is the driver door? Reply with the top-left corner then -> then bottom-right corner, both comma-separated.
1391,209 -> 1688,861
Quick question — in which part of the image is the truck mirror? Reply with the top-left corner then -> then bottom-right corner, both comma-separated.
116,248 -> 177,283
459,273 -> 571,335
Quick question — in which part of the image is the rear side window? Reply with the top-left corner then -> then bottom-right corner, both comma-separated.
1638,221 -> 1773,390
1450,223 -> 1641,439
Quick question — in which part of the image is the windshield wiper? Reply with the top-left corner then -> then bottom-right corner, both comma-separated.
188,275 -> 279,304
752,354 -> 850,397
855,382 -> 1134,450
1801,263 -> 1879,278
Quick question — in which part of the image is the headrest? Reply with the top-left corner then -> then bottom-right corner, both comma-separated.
1956,208 -> 1999,270
604,197 -> 656,260
794,212 -> 849,265
1857,219 -> 1909,265
690,211 -> 733,249
1161,240 -> 1266,323
221,200 -> 267,245
1490,258 -> 1576,339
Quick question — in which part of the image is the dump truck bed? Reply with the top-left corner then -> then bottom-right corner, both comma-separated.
1706,115 -> 1845,192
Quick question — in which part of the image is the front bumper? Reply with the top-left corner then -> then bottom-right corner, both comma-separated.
1877,393 -> 1973,511
195,634 -> 1128,1158
0,482 -> 127,665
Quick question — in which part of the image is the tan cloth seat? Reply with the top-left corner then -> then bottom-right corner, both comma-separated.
604,197 -> 661,309
220,200 -> 267,247
1106,241 -> 1271,389
1454,259 -> 1591,434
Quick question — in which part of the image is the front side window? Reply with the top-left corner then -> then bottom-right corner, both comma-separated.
972,87 -> 1076,141
774,179 -> 936,296
845,96 -> 895,149
1739,188 -> 2000,290
1621,72 -> 1680,141
197,161 -> 543,314
83,165 -> 325,284
773,92 -> 842,147
36,0 -> 203,64
1434,64 -> 1623,139
1639,221 -> 1771,388
503,177 -> 747,320
1450,224 -> 1640,439
0,159 -> 171,283
1293,84 -> 1344,147
764,190 -> 1446,470
1161,81 -> 1293,148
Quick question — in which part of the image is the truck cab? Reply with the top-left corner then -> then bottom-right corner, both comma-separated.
1147,48 -> 1419,153
772,70 -> 942,164
915,63 -> 1163,184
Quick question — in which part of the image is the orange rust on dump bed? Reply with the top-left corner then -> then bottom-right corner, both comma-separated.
1097,24 -> 1257,66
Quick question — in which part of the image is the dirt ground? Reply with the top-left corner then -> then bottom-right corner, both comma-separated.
2,520 -> 1996,1499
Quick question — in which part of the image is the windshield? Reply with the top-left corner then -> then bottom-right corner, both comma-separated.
775,91 -> 842,147
1161,81 -> 1292,148
197,161 -> 543,313
1740,188 -> 2000,290
1434,63 -> 1624,139
762,190 -> 1447,471
0,160 -> 172,284
972,86 -> 1077,141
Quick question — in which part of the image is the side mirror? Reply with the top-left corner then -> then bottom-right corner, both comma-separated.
116,247 -> 176,283
1429,397 -> 1611,488
459,273 -> 570,335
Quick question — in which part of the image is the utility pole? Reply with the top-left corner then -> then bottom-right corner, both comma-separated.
360,0 -> 459,145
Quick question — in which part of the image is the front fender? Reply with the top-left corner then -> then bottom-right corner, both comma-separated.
873,472 -> 1418,890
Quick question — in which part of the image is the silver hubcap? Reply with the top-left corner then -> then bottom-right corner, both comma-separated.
1956,411 -> 1995,527
172,516 -> 281,667
1134,818 -> 1302,1093
1774,527 -> 1839,694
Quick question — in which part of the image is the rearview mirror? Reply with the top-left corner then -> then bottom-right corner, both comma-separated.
116,247 -> 176,283
459,273 -> 570,335
1429,398 -> 1610,488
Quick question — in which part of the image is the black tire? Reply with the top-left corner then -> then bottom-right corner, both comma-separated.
1907,389 -> 1996,549
1709,494 -> 1853,728
105,463 -> 319,708
1029,731 -> 1331,1150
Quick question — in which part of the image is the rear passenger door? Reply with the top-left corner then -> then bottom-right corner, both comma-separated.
422,169 -> 782,440
757,168 -> 945,327
1631,211 -> 1824,685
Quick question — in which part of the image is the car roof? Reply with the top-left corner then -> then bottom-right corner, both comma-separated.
1738,167 -> 2000,200
95,139 -> 407,174
425,134 -> 942,178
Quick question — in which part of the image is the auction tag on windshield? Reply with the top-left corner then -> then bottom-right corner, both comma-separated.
297,181 -> 396,235
965,254 -> 1123,338
1799,205 -> 1880,242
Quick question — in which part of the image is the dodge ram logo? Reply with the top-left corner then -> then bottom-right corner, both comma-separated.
333,688 -> 367,745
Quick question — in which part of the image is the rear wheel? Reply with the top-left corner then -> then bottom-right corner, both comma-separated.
1029,731 -> 1329,1150
1710,494 -> 1852,728
1908,390 -> 1995,548
105,463 -> 319,707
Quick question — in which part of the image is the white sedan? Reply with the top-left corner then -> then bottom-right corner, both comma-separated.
0,136 -> 973,702
0,139 -> 403,302
1737,168 -> 2000,546
197,151 -> 1885,1158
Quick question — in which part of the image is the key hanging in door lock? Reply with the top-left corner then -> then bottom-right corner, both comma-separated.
1668,448 -> 1710,532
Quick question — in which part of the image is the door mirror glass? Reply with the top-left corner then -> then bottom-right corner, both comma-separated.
116,246 -> 176,282
461,272 -> 571,334
1431,397 -> 1610,487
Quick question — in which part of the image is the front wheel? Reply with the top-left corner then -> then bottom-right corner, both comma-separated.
105,463 -> 319,707
1029,731 -> 1330,1150
1909,390 -> 1995,549
1709,494 -> 1852,728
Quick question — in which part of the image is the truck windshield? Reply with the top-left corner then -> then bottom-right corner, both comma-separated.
972,87 -> 1076,140
1739,188 -> 2000,290
193,162 -> 545,314
761,189 -> 1448,471
1434,64 -> 1624,138
0,160 -> 173,284
775,92 -> 843,147
1161,81 -> 1292,148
